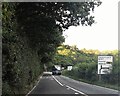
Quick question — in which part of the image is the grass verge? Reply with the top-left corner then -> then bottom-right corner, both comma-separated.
62,73 -> 119,91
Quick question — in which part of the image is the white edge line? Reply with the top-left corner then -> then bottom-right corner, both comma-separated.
66,85 -> 88,96
26,75 -> 43,96
52,75 -> 64,86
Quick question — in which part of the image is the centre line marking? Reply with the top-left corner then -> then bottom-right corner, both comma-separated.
52,75 -> 64,86
75,92 -> 79,94
52,75 -> 88,96
66,85 -> 88,96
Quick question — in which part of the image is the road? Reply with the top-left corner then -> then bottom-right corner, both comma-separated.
27,72 -> 119,96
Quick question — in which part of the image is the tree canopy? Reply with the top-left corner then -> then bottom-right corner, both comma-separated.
16,2 -> 101,30
15,2 -> 101,62
2,2 -> 102,94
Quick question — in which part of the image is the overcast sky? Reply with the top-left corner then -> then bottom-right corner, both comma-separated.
63,0 -> 119,51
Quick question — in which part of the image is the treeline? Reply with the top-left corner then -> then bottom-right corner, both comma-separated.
53,45 -> 120,90
2,3 -> 64,95
2,2 -> 101,95
2,3 -> 44,95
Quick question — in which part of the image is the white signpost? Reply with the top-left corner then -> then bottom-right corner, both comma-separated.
98,56 -> 113,74
67,66 -> 73,71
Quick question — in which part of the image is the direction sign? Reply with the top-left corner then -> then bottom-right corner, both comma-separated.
98,56 -> 113,74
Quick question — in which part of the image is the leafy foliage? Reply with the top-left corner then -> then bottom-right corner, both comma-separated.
16,2 -> 101,30
2,3 -> 44,95
55,45 -> 119,89
2,2 -> 101,94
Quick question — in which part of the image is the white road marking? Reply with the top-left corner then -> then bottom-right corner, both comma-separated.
27,73 -> 87,95
52,75 -> 64,86
52,75 -> 87,96
26,75 -> 43,96
66,85 -> 88,96
75,92 -> 79,94
42,76 -> 51,79
40,77 -> 42,79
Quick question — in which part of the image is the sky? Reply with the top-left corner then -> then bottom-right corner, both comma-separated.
63,0 -> 119,51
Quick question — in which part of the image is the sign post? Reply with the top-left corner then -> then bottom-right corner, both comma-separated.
98,56 -> 113,81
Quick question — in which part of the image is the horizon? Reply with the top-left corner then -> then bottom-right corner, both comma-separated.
61,44 -> 118,52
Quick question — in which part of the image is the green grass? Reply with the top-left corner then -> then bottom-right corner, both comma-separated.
62,73 -> 119,91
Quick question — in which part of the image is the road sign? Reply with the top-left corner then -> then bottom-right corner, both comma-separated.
98,56 -> 113,74
67,66 -> 72,71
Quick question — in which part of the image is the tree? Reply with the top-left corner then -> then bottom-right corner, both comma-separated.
16,2 -> 101,30
2,2 -> 102,94
15,1 -> 101,65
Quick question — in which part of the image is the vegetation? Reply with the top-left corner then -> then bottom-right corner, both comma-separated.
54,45 -> 120,90
2,3 -> 44,94
2,2 -> 101,95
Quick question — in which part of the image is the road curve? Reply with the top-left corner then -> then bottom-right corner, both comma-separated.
27,72 -> 119,96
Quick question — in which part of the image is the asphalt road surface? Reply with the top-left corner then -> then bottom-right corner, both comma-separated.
27,72 -> 119,96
